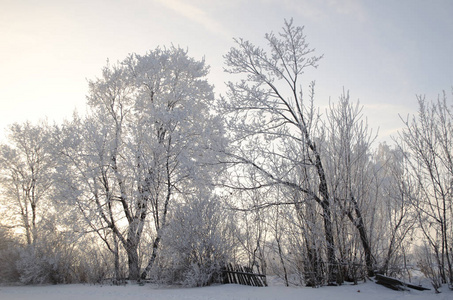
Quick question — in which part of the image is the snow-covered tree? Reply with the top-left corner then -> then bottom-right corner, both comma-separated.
221,19 -> 340,284
221,19 -> 387,285
0,121 -> 83,284
397,92 -> 453,286
54,46 -> 225,281
0,121 -> 55,245
372,143 -> 416,277
324,93 -> 377,278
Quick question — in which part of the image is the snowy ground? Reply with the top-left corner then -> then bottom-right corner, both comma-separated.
1,280 -> 452,300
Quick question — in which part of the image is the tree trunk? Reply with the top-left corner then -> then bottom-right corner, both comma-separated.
141,157 -> 171,280
113,234 -> 121,282
276,233 -> 289,287
127,243 -> 140,281
346,195 -> 374,277
141,235 -> 161,279
126,229 -> 140,281
320,199 -> 339,284
315,149 -> 339,285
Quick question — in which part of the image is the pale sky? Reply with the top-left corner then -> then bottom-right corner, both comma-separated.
1,0 -> 452,143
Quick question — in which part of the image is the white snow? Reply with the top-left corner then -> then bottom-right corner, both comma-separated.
0,280 -> 452,300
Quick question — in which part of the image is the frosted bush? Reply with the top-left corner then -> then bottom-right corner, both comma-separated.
15,229 -> 79,285
0,228 -> 20,283
182,262 -> 224,287
16,245 -> 63,284
150,192 -> 233,286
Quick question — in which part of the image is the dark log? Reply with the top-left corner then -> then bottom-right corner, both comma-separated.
375,274 -> 431,291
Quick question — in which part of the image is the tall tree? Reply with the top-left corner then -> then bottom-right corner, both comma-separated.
221,19 -> 340,284
55,46 -> 224,281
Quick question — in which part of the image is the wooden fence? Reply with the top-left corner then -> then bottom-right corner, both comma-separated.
223,264 -> 267,287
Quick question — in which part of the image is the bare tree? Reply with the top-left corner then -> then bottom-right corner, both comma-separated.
325,93 -> 377,277
221,19 -> 341,284
397,92 -> 453,286
373,143 -> 416,276
0,121 -> 54,245
221,18 -> 391,284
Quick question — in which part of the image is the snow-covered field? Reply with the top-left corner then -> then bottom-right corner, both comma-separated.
1,280 -> 452,300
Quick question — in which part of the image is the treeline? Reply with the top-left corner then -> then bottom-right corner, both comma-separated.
0,20 -> 452,289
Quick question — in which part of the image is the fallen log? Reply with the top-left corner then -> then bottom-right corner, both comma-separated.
375,274 -> 431,291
